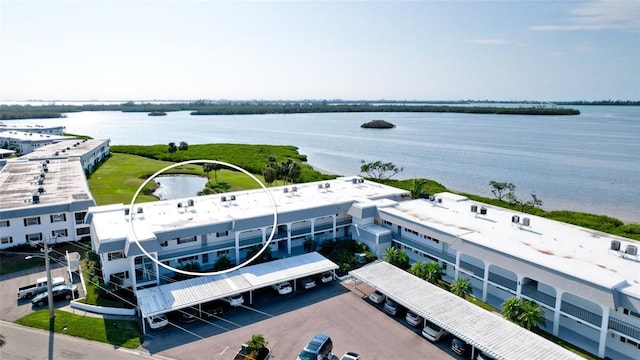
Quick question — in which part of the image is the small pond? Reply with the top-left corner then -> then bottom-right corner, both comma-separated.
152,175 -> 208,200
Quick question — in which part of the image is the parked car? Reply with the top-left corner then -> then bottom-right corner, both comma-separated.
383,298 -> 399,315
340,351 -> 361,360
224,293 -> 244,307
421,320 -> 448,341
405,311 -> 421,326
31,284 -> 77,307
368,290 -> 386,304
202,300 -> 226,318
451,337 -> 468,356
320,272 -> 334,283
147,314 -> 169,330
302,277 -> 316,289
178,307 -> 198,323
296,333 -> 333,360
272,281 -> 293,295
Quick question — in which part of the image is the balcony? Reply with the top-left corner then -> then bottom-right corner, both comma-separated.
459,260 -> 485,278
487,272 -> 517,291
609,318 -> 640,340
392,236 -> 456,264
521,284 -> 556,307
561,301 -> 602,326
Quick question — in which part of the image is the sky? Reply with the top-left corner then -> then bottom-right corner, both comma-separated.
1,0 -> 639,102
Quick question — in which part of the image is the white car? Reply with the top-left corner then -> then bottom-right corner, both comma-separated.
147,314 -> 169,330
224,293 -> 244,307
421,321 -> 448,341
320,272 -> 333,283
302,277 -> 316,289
272,281 -> 293,295
368,290 -> 386,304
340,351 -> 361,360
405,311 -> 421,326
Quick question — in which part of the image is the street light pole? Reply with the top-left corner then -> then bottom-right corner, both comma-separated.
43,239 -> 55,320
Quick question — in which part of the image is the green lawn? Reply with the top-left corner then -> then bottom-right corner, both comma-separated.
16,309 -> 142,349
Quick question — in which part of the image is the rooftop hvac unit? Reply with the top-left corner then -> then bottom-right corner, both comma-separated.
471,205 -> 478,212
437,198 -> 442,203
325,183 -> 330,188
38,186 -> 44,193
283,187 -> 289,193
32,195 -> 40,204
38,178 -> 44,185
137,207 -> 143,214
625,245 -> 638,256
522,217 -> 530,226
429,195 -> 435,201
187,199 -> 194,207
221,196 -> 227,202
479,207 -> 487,215
177,203 -> 183,208
512,215 -> 520,224
352,178 -> 358,184
124,208 -> 130,216
610,240 -> 621,251
318,184 -> 323,189
291,186 -> 297,192
230,195 -> 236,201
358,178 -> 364,183
45,159 -> 50,163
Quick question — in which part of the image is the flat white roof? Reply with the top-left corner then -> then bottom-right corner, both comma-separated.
0,130 -> 70,142
136,252 -> 338,317
20,138 -> 109,160
89,176 -> 408,241
350,261 -> 584,360
0,158 -> 94,211
381,194 -> 640,294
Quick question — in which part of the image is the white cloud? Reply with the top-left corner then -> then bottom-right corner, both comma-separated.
530,0 -> 640,32
466,38 -> 510,45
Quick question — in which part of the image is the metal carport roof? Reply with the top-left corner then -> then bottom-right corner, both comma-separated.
137,252 -> 338,318
350,261 -> 583,360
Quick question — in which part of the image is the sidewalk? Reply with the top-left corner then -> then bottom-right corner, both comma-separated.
59,304 -> 136,321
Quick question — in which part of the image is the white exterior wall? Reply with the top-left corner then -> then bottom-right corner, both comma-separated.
0,210 -> 90,249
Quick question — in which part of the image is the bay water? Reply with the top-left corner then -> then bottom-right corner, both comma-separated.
6,106 -> 639,222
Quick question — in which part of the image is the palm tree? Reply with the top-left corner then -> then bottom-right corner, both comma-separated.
409,178 -> 427,199
501,297 -> 523,324
450,277 -> 472,298
178,141 -> 188,161
383,248 -> 409,269
409,261 -> 426,279
167,142 -> 177,158
202,163 -> 214,182
518,299 -> 545,330
245,333 -> 269,360
424,261 -> 444,284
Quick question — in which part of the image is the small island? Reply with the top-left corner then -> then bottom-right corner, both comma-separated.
361,119 -> 395,129
148,111 -> 167,116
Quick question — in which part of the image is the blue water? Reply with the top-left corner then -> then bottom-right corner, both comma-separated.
6,106 -> 639,222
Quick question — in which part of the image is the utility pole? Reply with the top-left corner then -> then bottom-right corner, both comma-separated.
43,238 -> 55,320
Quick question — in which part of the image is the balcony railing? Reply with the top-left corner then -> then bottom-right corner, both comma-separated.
459,260 -> 485,278
392,236 -> 456,264
609,317 -> 640,340
488,272 -> 517,291
521,284 -> 556,307
561,301 -> 602,326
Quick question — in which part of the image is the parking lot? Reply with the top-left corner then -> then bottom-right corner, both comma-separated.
1,267 -> 463,360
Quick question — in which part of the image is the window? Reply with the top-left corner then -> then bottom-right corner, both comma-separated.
623,308 -> 640,319
383,220 -> 392,226
202,253 -> 209,263
50,213 -> 67,223
74,211 -> 87,225
76,227 -> 90,236
24,217 -> 41,226
178,255 -> 197,263
0,220 -> 9,227
107,251 -> 124,261
1,236 -> 13,244
52,229 -> 68,237
217,249 -> 230,256
216,231 -> 229,238
176,236 -> 197,244
26,233 -> 42,242
160,240 -> 168,247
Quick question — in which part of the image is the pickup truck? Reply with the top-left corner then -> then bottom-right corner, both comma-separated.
17,276 -> 65,299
